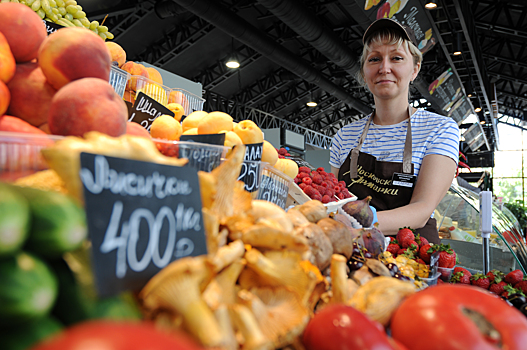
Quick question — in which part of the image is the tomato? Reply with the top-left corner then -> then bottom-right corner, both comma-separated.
391,284 -> 527,350
30,320 -> 205,350
302,304 -> 396,350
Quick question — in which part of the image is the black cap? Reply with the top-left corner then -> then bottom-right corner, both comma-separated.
362,18 -> 418,47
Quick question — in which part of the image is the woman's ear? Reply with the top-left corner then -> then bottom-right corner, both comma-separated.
412,61 -> 422,81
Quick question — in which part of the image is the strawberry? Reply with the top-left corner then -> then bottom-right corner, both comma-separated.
415,234 -> 429,248
389,237 -> 397,243
504,269 -> 524,285
419,244 -> 432,263
386,243 -> 400,256
396,248 -> 407,256
454,267 -> 472,278
501,285 -> 524,298
514,280 -> 527,295
396,227 -> 414,244
470,273 -> 490,289
486,269 -> 504,283
489,281 -> 508,295
451,271 -> 470,284
429,244 -> 456,268
402,239 -> 418,249
416,258 -> 426,265
438,251 -> 454,268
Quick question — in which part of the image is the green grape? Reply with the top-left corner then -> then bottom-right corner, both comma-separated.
58,6 -> 66,16
49,0 -> 55,6
64,0 -> 76,6
31,0 -> 40,11
72,10 -> 85,19
97,25 -> 108,33
98,32 -> 107,41
36,8 -> 45,18
26,0 -> 36,4
11,0 -> 19,3
51,7 -> 59,14
106,32 -> 114,40
65,4 -> 77,13
57,18 -> 73,27
79,17 -> 90,28
55,0 -> 64,6
0,1 -> 11,4
89,20 -> 99,30
92,27 -> 98,34
71,18 -> 83,27
64,12 -> 73,21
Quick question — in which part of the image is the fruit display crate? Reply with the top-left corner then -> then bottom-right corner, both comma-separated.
109,65 -> 130,98
123,76 -> 205,116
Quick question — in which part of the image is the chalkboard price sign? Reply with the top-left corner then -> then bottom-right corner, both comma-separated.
42,20 -> 64,35
129,92 -> 174,131
238,143 -> 263,193
80,153 -> 207,297
256,173 -> 289,209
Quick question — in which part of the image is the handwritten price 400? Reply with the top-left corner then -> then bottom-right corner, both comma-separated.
100,201 -> 201,278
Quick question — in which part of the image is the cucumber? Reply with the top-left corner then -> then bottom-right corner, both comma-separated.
0,251 -> 58,326
0,314 -> 63,350
13,186 -> 87,258
0,182 -> 30,258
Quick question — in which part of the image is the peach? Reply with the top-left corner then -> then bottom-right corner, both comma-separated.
126,121 -> 151,139
167,103 -> 185,122
7,62 -> 57,127
48,77 -> 128,137
105,42 -> 126,68
182,110 -> 207,132
38,27 -> 111,90
197,111 -> 233,134
145,67 -> 163,85
0,80 -> 9,116
121,61 -> 149,91
233,120 -> 263,144
168,90 -> 189,108
273,158 -> 299,179
0,3 -> 46,63
261,140 -> 278,166
150,115 -> 182,141
0,32 -> 15,83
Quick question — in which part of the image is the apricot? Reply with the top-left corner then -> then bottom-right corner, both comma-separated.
48,78 -> 128,137
233,120 -> 264,144
182,128 -> 198,135
150,115 -> 182,141
7,62 -> 57,127
273,158 -> 299,179
121,61 -> 149,91
167,103 -> 185,122
126,121 -> 151,139
0,32 -> 15,83
0,80 -> 9,116
105,42 -> 126,68
0,3 -> 47,63
224,131 -> 243,149
38,27 -> 111,90
145,67 -> 163,85
197,111 -> 233,135
182,110 -> 207,132
261,140 -> 279,166
168,90 -> 189,110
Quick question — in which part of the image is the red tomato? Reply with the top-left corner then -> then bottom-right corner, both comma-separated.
391,284 -> 527,350
31,320 -> 205,350
302,304 -> 396,350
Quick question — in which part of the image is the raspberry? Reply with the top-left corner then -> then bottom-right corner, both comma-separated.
328,172 -> 336,178
312,193 -> 322,201
332,178 -> 338,184
312,175 -> 323,185
303,185 -> 316,196
337,192 -> 346,200
321,182 -> 328,188
299,183 -> 307,190
299,166 -> 311,173
321,195 -> 331,204
333,186 -> 340,192
317,167 -> 325,172
319,171 -> 327,176
339,181 -> 346,187
302,177 -> 313,185
294,177 -> 301,184
297,172 -> 310,179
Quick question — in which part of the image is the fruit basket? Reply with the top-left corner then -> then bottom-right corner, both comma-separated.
0,131 -> 63,182
255,162 -> 293,209
108,65 -> 130,98
153,138 -> 229,173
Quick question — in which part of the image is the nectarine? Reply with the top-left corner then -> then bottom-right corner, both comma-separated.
0,3 -> 47,63
197,111 -> 233,134
233,120 -> 264,144
38,27 -> 111,90
0,32 -> 15,83
121,61 -> 149,91
48,78 -> 128,137
105,42 -> 126,68
7,62 -> 57,127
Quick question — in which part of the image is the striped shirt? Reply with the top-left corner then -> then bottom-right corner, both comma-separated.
330,109 -> 460,176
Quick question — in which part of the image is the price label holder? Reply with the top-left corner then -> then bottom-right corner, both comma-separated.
238,143 -> 263,193
180,133 -> 225,146
43,20 -> 64,35
256,165 -> 292,209
177,134 -> 227,173
80,152 -> 207,297
129,92 -> 174,132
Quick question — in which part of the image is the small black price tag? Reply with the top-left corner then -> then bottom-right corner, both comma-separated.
178,134 -> 227,173
128,92 -> 174,132
42,20 -> 64,35
80,153 -> 207,297
238,143 -> 263,193
180,133 -> 225,146
256,173 -> 290,209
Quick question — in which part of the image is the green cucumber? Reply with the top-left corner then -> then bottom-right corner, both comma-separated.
0,182 -> 30,258
13,186 -> 87,258
0,251 -> 58,326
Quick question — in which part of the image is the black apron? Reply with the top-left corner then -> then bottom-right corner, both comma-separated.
337,107 -> 440,244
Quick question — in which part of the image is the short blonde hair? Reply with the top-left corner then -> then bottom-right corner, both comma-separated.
357,28 -> 423,86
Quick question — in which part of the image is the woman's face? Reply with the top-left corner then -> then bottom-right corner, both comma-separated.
363,41 -> 420,102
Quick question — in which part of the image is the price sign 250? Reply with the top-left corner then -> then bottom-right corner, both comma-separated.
100,201 -> 201,278
238,161 -> 261,192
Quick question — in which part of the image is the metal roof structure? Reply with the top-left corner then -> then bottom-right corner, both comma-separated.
85,0 -> 527,153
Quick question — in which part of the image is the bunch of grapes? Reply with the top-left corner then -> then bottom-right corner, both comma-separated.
5,0 -> 114,40
294,166 -> 353,203
347,242 -> 371,273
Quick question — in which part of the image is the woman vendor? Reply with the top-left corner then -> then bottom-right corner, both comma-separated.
330,18 -> 460,244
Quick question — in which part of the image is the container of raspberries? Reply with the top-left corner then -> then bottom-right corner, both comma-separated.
293,166 -> 354,204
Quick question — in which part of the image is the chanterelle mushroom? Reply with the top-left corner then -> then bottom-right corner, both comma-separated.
139,256 -> 224,347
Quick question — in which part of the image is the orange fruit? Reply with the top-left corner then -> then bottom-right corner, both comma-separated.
182,110 -> 207,132
233,120 -> 263,144
197,111 -> 233,134
261,140 -> 278,166
182,127 -> 198,135
167,102 -> 185,122
145,67 -> 163,85
150,114 -> 182,141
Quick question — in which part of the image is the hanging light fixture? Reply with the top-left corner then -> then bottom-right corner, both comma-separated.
225,38 -> 240,69
425,0 -> 437,10
465,80 -> 474,97
453,32 -> 462,56
475,107 -> 482,113
306,88 -> 317,107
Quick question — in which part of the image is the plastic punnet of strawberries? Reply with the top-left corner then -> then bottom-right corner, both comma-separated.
294,166 -> 353,203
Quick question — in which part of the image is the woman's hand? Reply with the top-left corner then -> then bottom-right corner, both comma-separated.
377,154 -> 457,236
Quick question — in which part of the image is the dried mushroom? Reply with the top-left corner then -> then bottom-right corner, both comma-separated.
241,224 -> 309,252
230,304 -> 274,350
203,259 -> 245,310
286,209 -> 310,227
317,218 -> 354,259
295,223 -> 333,271
329,254 -> 349,304
210,239 -> 246,272
294,200 -> 327,223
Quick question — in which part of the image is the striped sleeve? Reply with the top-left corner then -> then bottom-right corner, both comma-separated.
330,129 -> 344,168
425,116 -> 460,164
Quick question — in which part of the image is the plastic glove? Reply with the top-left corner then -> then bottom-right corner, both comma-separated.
370,205 -> 378,225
